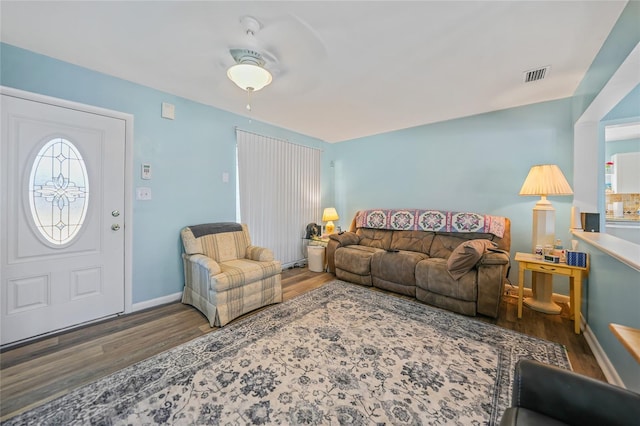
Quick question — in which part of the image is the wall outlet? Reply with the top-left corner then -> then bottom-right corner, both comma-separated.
136,187 -> 152,200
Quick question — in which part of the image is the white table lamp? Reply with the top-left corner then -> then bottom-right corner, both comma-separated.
519,164 -> 573,314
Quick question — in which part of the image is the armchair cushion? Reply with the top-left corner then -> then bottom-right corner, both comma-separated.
216,259 -> 282,291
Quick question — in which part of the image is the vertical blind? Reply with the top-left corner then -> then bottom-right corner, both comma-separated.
236,129 -> 321,267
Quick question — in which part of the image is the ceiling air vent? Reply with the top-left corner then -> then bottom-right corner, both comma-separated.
523,66 -> 550,83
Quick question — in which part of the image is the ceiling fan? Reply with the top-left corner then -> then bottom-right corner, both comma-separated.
218,13 -> 328,104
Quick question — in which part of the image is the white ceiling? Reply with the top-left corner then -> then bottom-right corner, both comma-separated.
0,1 -> 628,143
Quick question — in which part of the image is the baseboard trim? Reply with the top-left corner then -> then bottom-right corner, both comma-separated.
132,292 -> 183,312
582,318 -> 625,388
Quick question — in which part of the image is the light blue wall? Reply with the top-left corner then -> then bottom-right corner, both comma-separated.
0,43 -> 334,304
603,84 -> 640,160
605,138 -> 640,159
580,243 -> 640,391
332,99 -> 575,289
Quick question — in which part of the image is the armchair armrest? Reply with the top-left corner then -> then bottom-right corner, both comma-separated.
246,245 -> 275,262
501,359 -> 640,426
183,253 -> 222,275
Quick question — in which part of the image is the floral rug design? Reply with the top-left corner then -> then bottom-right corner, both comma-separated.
5,281 -> 570,425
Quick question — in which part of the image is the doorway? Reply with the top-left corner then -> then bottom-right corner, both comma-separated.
1,87 -> 133,346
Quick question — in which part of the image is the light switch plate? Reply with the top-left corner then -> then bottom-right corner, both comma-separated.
136,187 -> 152,200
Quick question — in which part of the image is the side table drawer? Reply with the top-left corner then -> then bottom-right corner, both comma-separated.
525,262 -> 572,276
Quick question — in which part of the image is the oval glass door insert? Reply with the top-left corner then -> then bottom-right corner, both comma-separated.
28,137 -> 89,245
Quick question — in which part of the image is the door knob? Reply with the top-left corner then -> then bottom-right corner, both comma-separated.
112,210 -> 120,217
111,224 -> 121,231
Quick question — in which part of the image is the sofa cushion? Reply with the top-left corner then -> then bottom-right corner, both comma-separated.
447,239 -> 498,280
390,230 -> 435,254
355,228 -> 392,249
371,250 -> 428,286
415,258 -> 477,301
334,245 -> 382,275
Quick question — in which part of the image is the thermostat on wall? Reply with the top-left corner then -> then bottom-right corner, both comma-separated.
141,163 -> 152,180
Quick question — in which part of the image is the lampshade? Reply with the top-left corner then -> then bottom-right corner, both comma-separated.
519,164 -> 573,197
227,63 -> 272,92
322,207 -> 339,222
322,207 -> 339,234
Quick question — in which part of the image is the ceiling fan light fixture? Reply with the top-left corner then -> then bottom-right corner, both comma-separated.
227,62 -> 272,92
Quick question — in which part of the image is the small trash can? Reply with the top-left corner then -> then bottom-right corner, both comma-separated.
307,245 -> 325,272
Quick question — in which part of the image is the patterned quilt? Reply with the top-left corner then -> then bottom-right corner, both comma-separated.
355,209 -> 507,238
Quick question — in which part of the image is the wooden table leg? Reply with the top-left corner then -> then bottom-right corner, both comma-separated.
573,273 -> 582,334
518,266 -> 525,318
569,278 -> 575,319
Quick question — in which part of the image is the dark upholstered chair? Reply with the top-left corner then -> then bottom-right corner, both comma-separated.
500,358 -> 640,426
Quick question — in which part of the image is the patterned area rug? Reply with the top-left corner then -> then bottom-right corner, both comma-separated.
5,281 -> 570,425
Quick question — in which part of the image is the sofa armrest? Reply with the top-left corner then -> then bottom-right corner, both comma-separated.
326,232 -> 360,273
479,250 -> 509,265
476,251 -> 510,318
183,253 -> 222,275
329,231 -> 360,246
501,358 -> 640,426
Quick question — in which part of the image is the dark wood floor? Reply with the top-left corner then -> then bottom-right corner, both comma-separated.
0,268 -> 605,421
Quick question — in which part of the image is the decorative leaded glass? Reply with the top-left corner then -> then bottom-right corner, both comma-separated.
28,138 -> 89,245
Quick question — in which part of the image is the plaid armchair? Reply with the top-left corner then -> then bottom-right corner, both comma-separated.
180,222 -> 282,326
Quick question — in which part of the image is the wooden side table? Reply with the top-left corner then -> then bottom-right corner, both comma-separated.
515,252 -> 589,334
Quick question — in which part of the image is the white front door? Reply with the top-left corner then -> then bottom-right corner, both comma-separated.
1,90 -> 128,345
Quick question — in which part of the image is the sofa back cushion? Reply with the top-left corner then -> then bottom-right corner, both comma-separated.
390,230 -> 435,254
182,223 -> 251,262
356,228 -> 392,250
430,234 -> 488,259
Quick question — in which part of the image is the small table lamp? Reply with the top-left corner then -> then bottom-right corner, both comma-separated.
322,207 -> 339,234
519,164 -> 573,314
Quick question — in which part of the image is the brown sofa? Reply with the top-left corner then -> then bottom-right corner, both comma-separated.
327,209 -> 511,318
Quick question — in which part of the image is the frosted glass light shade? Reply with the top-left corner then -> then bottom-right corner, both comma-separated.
227,63 -> 272,91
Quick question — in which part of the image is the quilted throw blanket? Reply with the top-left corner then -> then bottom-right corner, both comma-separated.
355,209 -> 507,238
